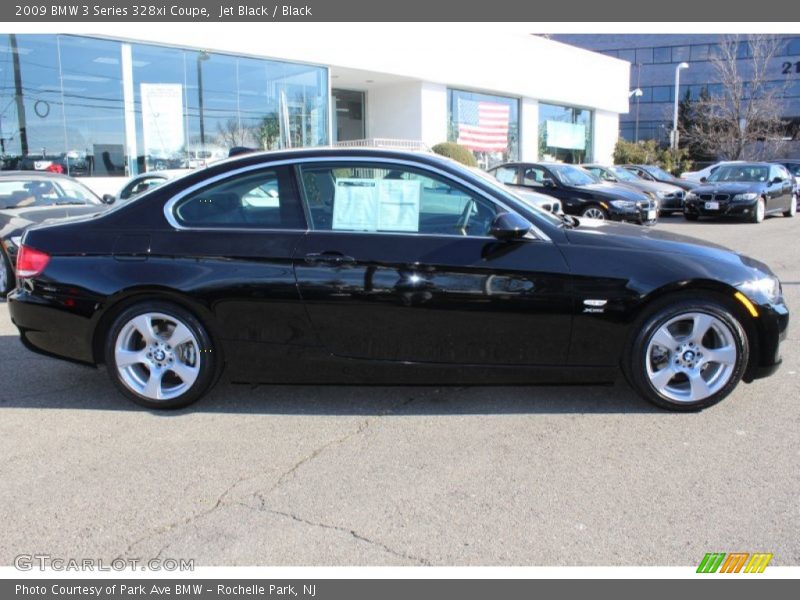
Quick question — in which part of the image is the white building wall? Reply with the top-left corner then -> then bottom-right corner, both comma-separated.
419,82 -> 448,148
593,110 -> 620,164
520,98 -> 540,162
121,26 -> 630,115
367,82 -> 423,140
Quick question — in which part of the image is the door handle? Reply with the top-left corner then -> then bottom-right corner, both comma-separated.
304,252 -> 356,266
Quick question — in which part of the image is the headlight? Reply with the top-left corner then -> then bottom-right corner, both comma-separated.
739,276 -> 782,303
733,193 -> 758,201
609,199 -> 637,210
655,190 -> 669,199
685,192 -> 698,201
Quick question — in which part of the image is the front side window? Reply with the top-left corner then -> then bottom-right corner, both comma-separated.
299,163 -> 498,238
521,166 -> 551,187
173,167 -> 305,229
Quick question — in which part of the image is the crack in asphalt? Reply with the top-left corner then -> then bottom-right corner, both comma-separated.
244,505 -> 431,565
116,388 -> 445,562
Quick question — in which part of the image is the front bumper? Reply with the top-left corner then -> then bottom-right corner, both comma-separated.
607,201 -> 658,225
744,297 -> 789,382
684,198 -> 757,219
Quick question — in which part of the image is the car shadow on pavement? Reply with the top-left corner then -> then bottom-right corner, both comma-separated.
0,334 -> 663,415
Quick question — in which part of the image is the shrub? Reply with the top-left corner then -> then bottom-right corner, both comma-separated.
431,142 -> 478,167
613,139 -> 692,176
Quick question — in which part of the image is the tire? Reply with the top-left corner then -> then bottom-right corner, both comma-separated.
104,301 -> 219,409
0,248 -> 13,297
684,212 -> 699,221
784,195 -> 797,218
623,296 -> 749,411
750,197 -> 765,223
581,205 -> 608,220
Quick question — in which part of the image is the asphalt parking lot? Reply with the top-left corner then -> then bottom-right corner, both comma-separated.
0,214 -> 798,567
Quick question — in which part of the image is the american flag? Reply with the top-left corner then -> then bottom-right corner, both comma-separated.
456,99 -> 510,152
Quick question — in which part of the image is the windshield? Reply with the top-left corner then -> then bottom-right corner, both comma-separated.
549,164 -> 598,187
782,163 -> 800,176
642,165 -> 672,180
707,165 -> 769,183
608,166 -> 641,182
466,166 -> 562,227
0,177 -> 101,209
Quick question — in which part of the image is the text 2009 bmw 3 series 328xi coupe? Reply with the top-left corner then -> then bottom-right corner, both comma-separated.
7,149 -> 789,411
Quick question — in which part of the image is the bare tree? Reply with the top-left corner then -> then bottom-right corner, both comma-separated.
215,118 -> 256,149
682,35 -> 788,160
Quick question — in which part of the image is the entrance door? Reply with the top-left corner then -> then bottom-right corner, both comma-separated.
332,89 -> 365,143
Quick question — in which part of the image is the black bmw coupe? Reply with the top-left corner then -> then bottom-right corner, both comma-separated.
6,149 -> 789,411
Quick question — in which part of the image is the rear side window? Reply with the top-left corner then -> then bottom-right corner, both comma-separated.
173,167 -> 305,229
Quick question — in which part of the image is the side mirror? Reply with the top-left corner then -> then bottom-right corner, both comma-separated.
700,177 -> 707,183
542,177 -> 556,188
490,212 -> 532,241
101,193 -> 116,205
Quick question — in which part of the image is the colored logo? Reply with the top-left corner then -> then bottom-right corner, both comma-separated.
697,552 -> 773,573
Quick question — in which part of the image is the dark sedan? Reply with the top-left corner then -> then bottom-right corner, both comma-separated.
0,171 -> 108,295
489,162 -> 657,224
7,149 -> 788,412
683,163 -> 796,223
623,164 -> 698,192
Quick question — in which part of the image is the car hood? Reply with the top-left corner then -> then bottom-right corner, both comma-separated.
691,182 -> 764,195
580,182 -> 649,201
564,218 -> 775,277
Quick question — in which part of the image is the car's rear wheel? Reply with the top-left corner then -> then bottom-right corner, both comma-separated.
751,197 -> 765,223
105,302 -> 218,409
784,195 -> 797,218
581,205 -> 607,220
625,297 -> 748,411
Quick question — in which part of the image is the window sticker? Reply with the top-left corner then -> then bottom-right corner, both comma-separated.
332,178 -> 421,232
332,178 -> 378,231
377,179 -> 421,232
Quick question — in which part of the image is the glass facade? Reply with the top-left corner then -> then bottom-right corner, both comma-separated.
538,102 -> 593,163
447,88 -> 519,168
0,34 -> 329,176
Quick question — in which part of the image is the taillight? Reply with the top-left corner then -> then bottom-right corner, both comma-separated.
16,245 -> 50,278
45,163 -> 64,174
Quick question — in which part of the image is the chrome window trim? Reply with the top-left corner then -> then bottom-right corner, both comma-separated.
162,156 -> 551,242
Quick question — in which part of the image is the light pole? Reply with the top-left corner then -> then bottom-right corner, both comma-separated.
629,88 -> 643,142
196,50 -> 210,153
672,62 -> 689,150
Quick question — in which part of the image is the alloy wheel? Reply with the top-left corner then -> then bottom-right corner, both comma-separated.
114,312 -> 201,401
582,207 -> 606,220
645,311 -> 738,403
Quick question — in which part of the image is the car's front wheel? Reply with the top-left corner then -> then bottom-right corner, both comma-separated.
751,197 -> 766,223
105,302 -> 219,409
625,297 -> 749,411
581,205 -> 607,220
784,195 -> 797,218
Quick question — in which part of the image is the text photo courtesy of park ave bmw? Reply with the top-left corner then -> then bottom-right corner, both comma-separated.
0,3 -> 798,591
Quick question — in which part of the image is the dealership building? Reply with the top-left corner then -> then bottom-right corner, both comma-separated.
0,29 -> 630,193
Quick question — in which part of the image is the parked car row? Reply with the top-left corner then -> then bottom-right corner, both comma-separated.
2,148 -> 789,413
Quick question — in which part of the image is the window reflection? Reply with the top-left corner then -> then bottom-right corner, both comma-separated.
0,34 -> 329,177
447,88 -> 519,169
